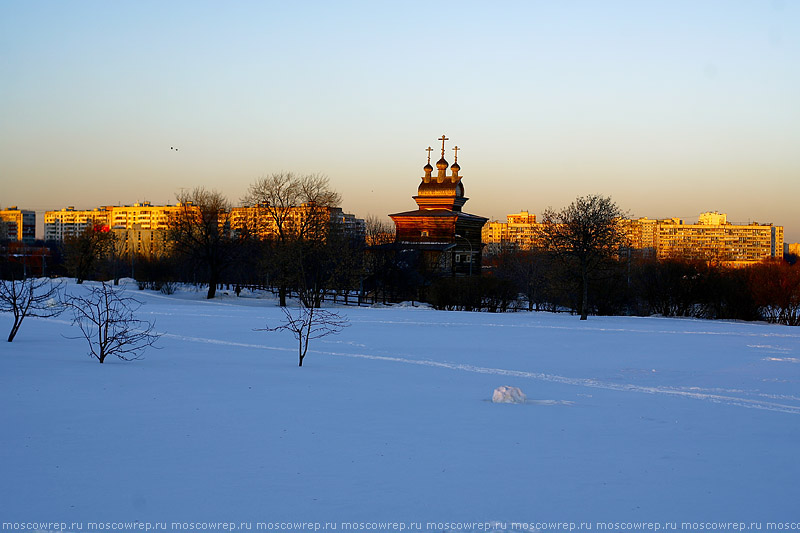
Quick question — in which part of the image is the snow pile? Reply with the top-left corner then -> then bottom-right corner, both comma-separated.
492,385 -> 527,404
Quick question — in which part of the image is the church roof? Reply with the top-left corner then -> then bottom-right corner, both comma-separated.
388,208 -> 488,222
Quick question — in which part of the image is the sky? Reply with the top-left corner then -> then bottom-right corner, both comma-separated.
1,1 -> 799,240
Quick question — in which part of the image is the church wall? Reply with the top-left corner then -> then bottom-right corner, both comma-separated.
393,216 -> 457,243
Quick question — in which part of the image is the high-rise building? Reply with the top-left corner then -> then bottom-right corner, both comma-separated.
481,211 -> 538,254
45,203 -> 199,258
482,210 -> 784,267
638,213 -> 784,266
230,204 -> 365,241
0,206 -> 36,243
44,207 -> 111,241
107,202 -> 185,231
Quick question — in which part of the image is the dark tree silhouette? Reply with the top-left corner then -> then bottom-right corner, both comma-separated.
539,194 -> 626,320
241,173 -> 341,306
0,277 -> 63,342
168,188 -> 233,299
63,224 -> 115,283
260,304 -> 349,367
66,282 -> 160,363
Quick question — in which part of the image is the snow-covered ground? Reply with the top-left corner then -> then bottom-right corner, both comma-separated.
2,280 -> 799,526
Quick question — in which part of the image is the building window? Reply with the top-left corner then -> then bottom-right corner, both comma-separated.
421,231 -> 429,237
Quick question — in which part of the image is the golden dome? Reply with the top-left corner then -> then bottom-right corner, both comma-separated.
436,157 -> 448,169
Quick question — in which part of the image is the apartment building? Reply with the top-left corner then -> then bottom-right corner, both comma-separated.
0,207 -> 36,243
44,207 -> 111,241
642,213 -> 784,266
45,202 -> 199,258
481,211 -> 538,253
107,202 -> 186,231
230,203 -> 365,241
483,210 -> 784,267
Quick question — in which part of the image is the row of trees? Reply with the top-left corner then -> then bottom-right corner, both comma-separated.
479,251 -> 799,325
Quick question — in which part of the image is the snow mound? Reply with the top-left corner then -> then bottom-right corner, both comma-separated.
492,385 -> 527,404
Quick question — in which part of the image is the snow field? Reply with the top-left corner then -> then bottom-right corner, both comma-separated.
1,281 -> 799,524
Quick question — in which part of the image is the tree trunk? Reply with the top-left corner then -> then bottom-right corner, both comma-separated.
207,268 -> 218,299
279,285 -> 287,307
8,321 -> 21,342
580,265 -> 589,320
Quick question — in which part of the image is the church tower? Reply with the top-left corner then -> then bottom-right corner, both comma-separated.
389,135 -> 488,275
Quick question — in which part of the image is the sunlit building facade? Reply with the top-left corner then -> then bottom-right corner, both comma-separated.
45,203 -> 196,257
481,211 -> 538,253
483,210 -> 784,267
44,207 -> 111,241
0,206 -> 36,243
230,204 -> 365,241
640,213 -> 784,266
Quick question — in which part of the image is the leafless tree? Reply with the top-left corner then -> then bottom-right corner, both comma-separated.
0,277 -> 64,342
66,282 -> 160,363
241,172 -> 341,306
63,224 -> 116,283
539,194 -> 626,320
364,215 -> 395,246
242,172 -> 341,242
168,187 -> 233,299
259,304 -> 349,367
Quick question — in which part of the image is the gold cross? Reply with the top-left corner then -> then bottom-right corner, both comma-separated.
425,146 -> 433,164
452,145 -> 460,162
439,134 -> 449,157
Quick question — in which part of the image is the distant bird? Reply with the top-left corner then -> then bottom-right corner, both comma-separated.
170,146 -> 178,151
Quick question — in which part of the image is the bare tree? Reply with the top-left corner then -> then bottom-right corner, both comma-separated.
260,304 -> 349,367
66,282 -> 160,363
539,194 -> 626,320
241,172 -> 341,306
63,224 -> 116,283
168,187 -> 233,299
364,215 -> 395,246
0,277 -> 63,342
242,172 -> 341,242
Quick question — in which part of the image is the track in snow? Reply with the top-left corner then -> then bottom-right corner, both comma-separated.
161,332 -> 800,416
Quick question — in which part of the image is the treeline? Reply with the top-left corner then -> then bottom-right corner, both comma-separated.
429,250 -> 800,326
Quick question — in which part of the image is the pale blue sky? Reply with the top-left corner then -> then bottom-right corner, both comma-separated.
2,1 -> 799,240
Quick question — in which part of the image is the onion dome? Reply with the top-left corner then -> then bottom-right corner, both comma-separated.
436,157 -> 448,170
424,162 -> 433,173
450,161 -> 460,172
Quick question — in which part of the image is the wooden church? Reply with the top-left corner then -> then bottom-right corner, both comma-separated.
389,135 -> 488,276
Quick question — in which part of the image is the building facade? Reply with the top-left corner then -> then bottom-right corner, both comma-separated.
482,210 -> 784,267
0,207 -> 36,243
44,207 -> 112,241
481,211 -> 538,254
640,213 -> 784,266
230,203 -> 365,242
45,202 -> 199,258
